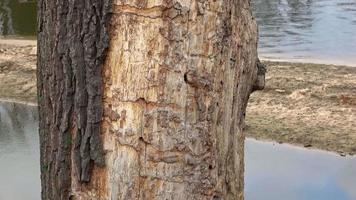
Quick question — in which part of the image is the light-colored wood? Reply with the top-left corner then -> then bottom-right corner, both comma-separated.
38,0 -> 259,199
87,0 -> 258,199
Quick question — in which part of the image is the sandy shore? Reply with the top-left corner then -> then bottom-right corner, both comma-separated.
0,38 -> 36,46
0,39 -> 37,103
1,39 -> 355,155
246,61 -> 356,156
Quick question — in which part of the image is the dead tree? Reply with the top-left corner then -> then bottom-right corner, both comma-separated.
37,0 -> 263,199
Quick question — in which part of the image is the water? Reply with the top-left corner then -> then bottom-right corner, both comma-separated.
0,101 -> 40,200
252,0 -> 356,66
1,0 -> 356,65
245,138 -> 356,200
1,102 -> 356,199
0,0 -> 36,37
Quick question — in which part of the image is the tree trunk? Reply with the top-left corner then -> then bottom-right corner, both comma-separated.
37,0 -> 260,199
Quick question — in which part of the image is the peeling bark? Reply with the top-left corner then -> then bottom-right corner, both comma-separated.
38,0 -> 259,199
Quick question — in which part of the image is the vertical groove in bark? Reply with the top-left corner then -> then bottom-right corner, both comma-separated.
37,0 -> 112,199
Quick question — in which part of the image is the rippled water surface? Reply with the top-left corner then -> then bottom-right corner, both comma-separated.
245,138 -> 356,200
0,101 -> 40,200
1,0 -> 355,65
252,0 -> 356,66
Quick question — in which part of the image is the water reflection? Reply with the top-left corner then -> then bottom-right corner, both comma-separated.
252,0 -> 356,66
0,0 -> 36,36
0,101 -> 40,200
1,101 -> 356,199
245,138 -> 356,200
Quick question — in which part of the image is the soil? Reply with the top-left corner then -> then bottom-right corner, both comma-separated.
246,61 -> 356,156
1,39 -> 355,156
0,39 -> 37,103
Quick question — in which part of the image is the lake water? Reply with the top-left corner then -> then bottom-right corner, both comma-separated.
0,0 -> 36,37
245,138 -> 356,200
252,0 -> 356,66
1,102 -> 356,199
0,101 -> 40,200
1,0 -> 356,65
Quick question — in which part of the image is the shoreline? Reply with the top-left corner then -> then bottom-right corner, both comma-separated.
1,94 -> 353,158
0,39 -> 37,103
246,60 -> 356,156
1,39 -> 355,156
0,98 -> 37,107
1,38 -> 354,67
0,39 -> 37,46
259,55 -> 356,68
1,38 -> 355,67
246,137 -> 356,158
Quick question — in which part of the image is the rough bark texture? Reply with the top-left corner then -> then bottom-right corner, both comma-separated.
101,0 -> 259,199
38,0 -> 260,199
37,0 -> 111,199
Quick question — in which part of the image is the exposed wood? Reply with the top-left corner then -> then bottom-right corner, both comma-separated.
38,0 -> 260,199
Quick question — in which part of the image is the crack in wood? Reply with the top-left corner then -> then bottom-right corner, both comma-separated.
112,3 -> 185,20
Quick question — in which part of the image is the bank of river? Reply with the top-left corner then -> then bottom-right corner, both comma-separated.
2,100 -> 355,200
246,61 -> 356,156
1,39 -> 355,156
0,39 -> 37,103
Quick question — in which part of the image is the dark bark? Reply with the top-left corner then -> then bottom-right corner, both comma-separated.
37,0 -> 112,199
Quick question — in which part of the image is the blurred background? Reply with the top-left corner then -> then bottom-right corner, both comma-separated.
0,0 -> 356,200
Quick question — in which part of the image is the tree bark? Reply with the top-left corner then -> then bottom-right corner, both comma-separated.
37,0 -> 260,199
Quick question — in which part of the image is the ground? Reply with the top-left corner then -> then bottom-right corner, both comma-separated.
1,39 -> 355,155
246,61 -> 356,156
0,39 -> 37,103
